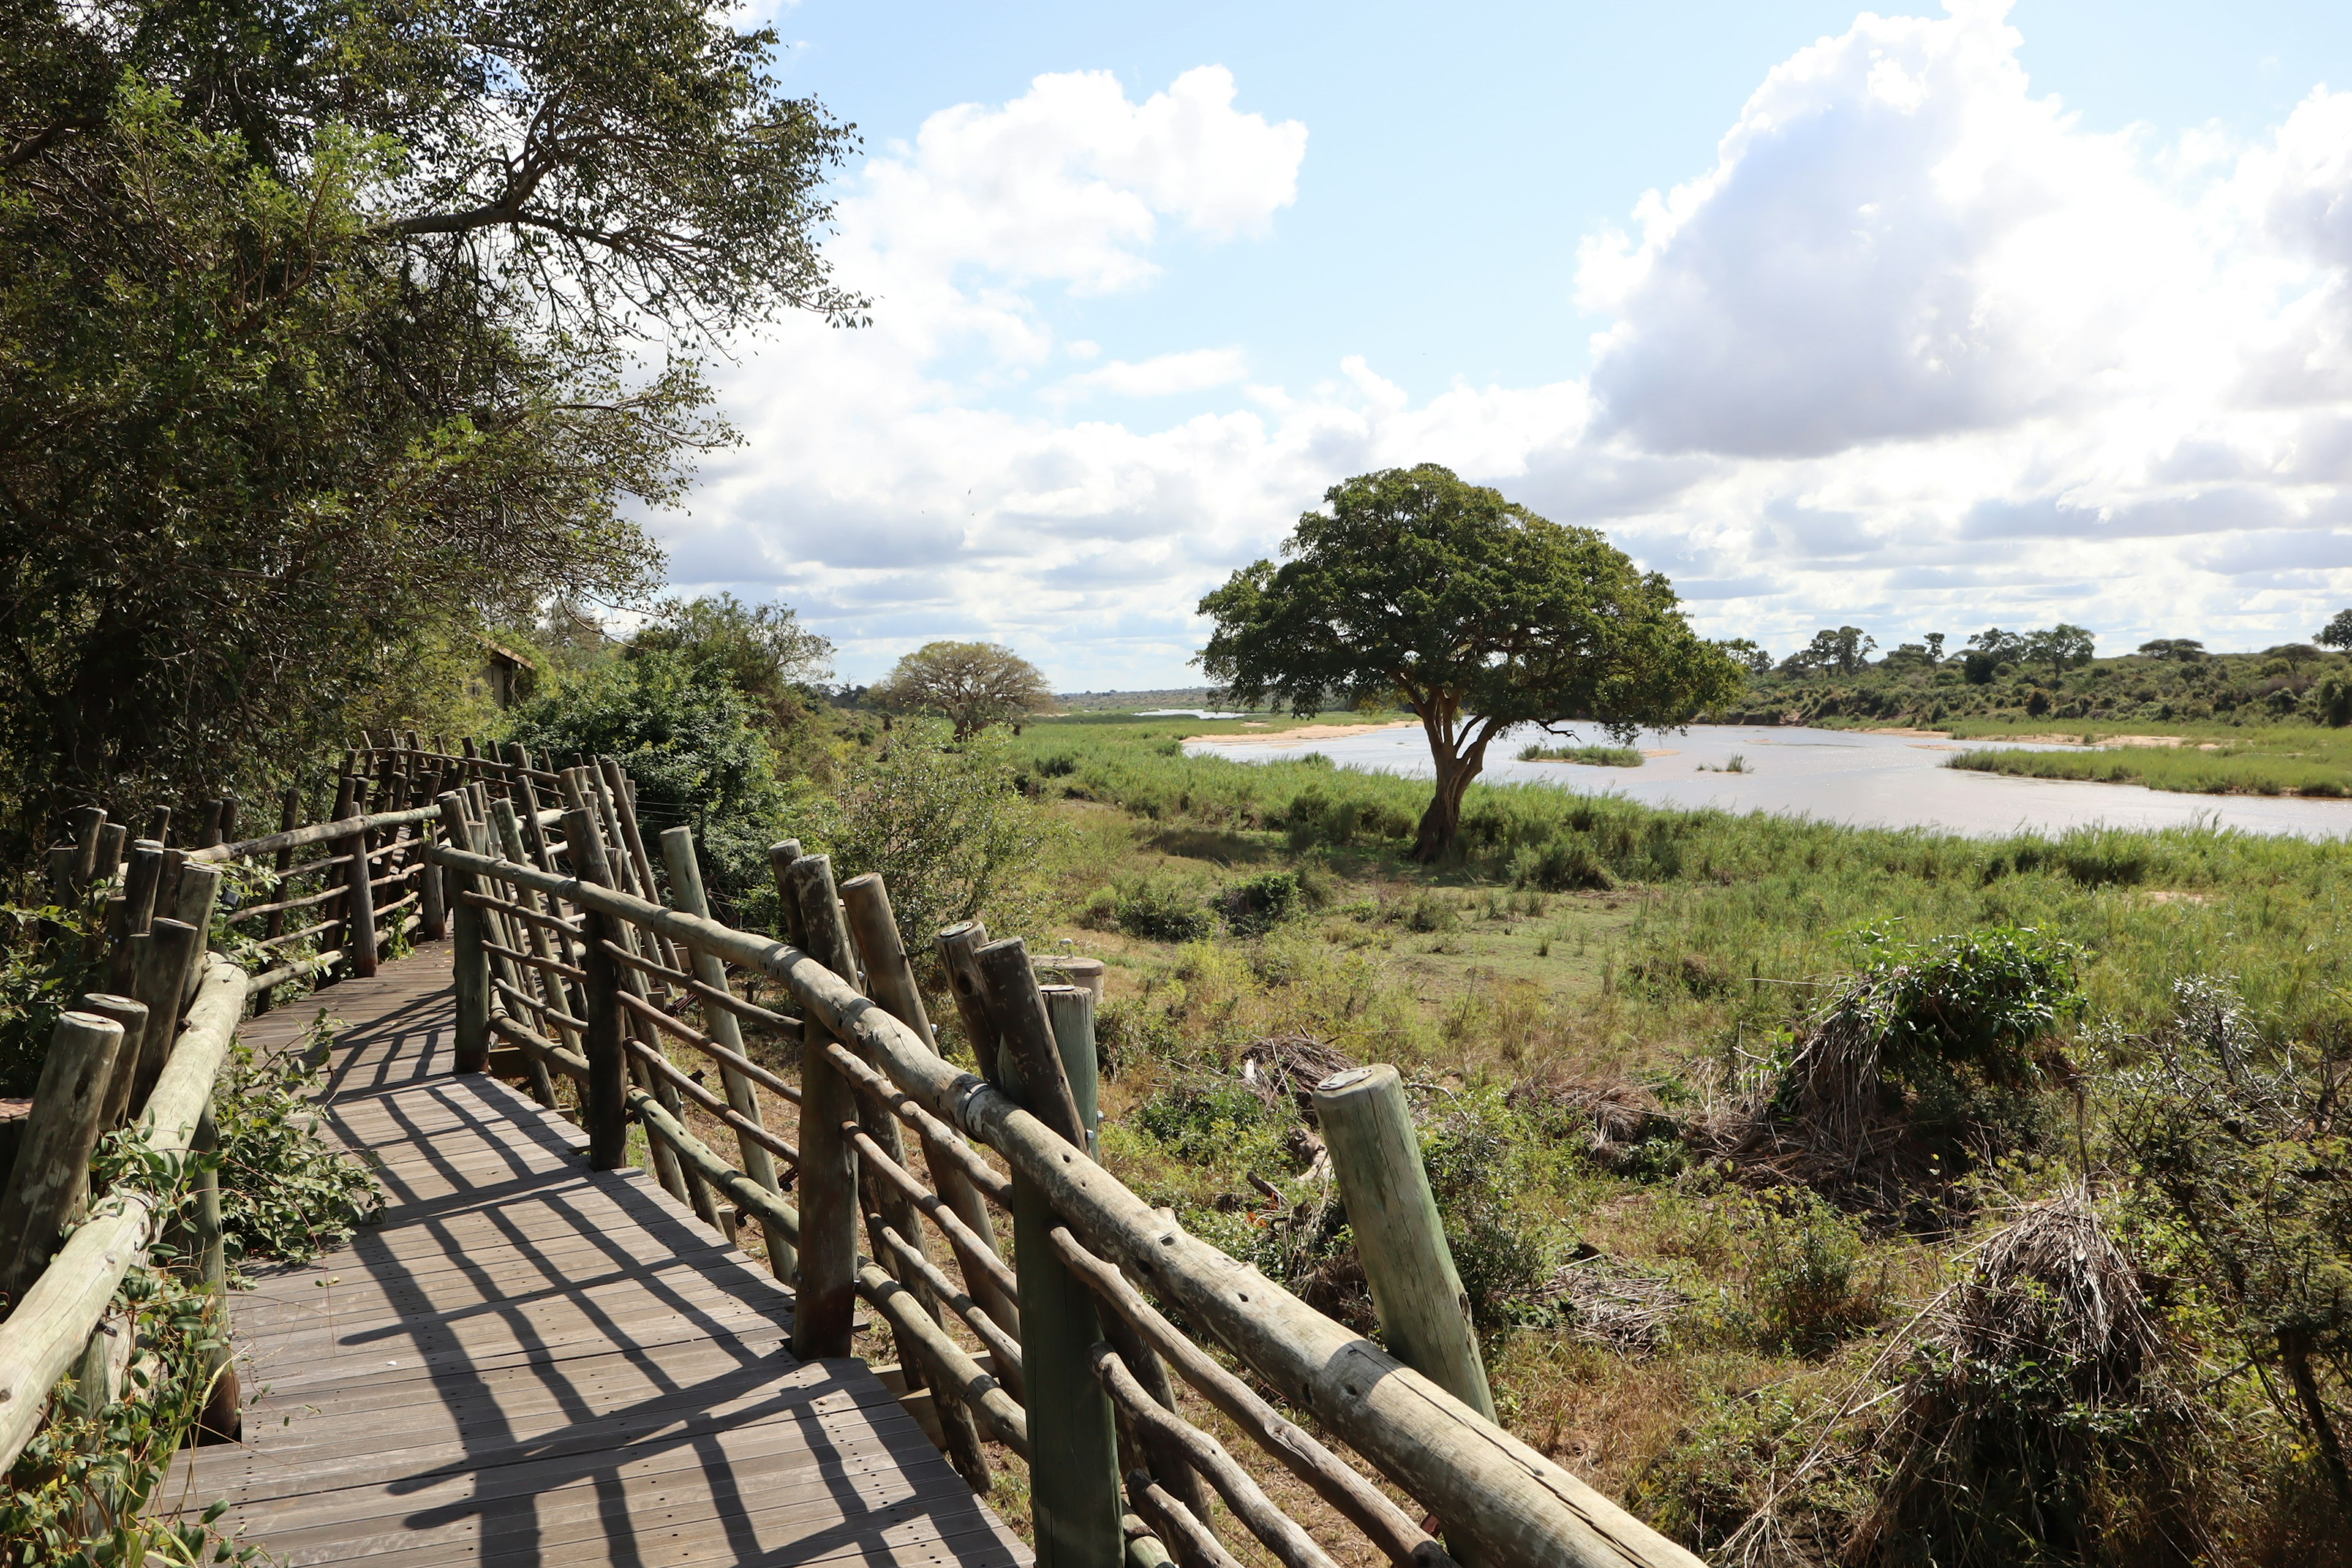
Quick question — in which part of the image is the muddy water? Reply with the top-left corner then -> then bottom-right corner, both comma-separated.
1185,723 -> 2352,841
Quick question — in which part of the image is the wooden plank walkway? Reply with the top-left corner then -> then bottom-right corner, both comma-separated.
168,948 -> 1030,1568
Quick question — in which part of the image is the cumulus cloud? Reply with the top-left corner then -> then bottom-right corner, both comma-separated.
667,9 -> 2352,685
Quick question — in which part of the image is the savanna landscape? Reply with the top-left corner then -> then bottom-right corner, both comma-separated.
6,3 -> 2352,1567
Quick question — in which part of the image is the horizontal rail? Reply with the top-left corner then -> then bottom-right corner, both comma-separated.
613,990 -> 798,1104
0,959 -> 247,1472
420,836 -> 1691,1568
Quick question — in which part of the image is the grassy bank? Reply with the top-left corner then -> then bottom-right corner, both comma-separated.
1943,722 -> 2352,797
984,712 -> 2351,1564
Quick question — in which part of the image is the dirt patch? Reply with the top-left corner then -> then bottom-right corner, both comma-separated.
1186,719 -> 1419,745
1640,748 -> 1679,758
2143,890 -> 2211,905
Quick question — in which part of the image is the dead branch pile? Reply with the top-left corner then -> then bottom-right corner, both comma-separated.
1238,1033 -> 1355,1116
1506,1068 -> 1684,1172
1847,1183 -> 2192,1564
1534,1253 -> 1689,1354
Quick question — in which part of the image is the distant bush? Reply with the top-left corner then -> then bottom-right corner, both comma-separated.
1518,742 -> 1643,766
1738,1189 -> 1884,1356
1220,870 -> 1300,936
1097,875 -> 1216,943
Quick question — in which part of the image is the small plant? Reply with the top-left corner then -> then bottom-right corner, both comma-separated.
1740,1188 -> 1883,1356
1518,742 -> 1644,767
1110,876 -> 1217,943
1136,1074 -> 1272,1158
1219,870 -> 1300,937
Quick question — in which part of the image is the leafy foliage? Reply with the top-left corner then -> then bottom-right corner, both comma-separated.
502,649 -> 788,914
627,594 -> 835,734
0,0 -> 858,854
0,1264 -> 254,1568
0,893 -> 110,1095
872,643 -> 1054,739
211,1034 -> 382,1265
1198,464 -> 1743,859
807,719 -> 1054,959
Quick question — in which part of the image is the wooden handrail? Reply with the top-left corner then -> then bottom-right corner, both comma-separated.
0,958 -> 246,1472
421,837 -> 1702,1568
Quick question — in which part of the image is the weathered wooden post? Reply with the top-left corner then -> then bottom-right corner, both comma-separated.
0,1012 -> 126,1307
844,879 -> 1019,1334
66,806 -> 105,893
104,841 -> 165,995
776,842 -> 859,1360
976,938 -> 1123,1568
437,794 -> 490,1074
658,827 -> 789,1267
71,993 -> 145,1215
564,806 -> 632,1171
189,1109 -> 239,1442
935,921 -> 1005,1087
1312,1065 -> 1498,1424
339,791 -> 379,979
127,909 -> 209,1111
94,822 -> 126,885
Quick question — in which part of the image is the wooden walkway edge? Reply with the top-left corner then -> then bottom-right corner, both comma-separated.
168,948 -> 1029,1568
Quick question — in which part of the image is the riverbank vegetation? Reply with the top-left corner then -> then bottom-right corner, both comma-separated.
962,709 -> 2352,1565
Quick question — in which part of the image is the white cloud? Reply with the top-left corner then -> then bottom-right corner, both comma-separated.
1058,347 -> 1251,399
668,13 -> 2352,686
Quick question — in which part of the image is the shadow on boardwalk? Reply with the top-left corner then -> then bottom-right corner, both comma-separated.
168,945 -> 1028,1568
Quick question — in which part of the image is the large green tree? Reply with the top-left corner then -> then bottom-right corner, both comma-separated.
1199,464 -> 1742,861
0,0 -> 858,855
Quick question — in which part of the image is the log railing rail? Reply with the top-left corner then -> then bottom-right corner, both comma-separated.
1,735 -> 1700,1568
0,737 -> 517,1474
417,752 -> 1704,1568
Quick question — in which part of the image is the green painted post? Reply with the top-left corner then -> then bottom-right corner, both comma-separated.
985,950 -> 1123,1568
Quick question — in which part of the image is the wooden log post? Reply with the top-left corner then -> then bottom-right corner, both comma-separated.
417,787 -> 447,942
565,807 -> 633,1172
94,823 -> 126,887
1311,1066 -> 1498,1425
560,770 -> 701,1209
976,940 -> 1123,1568
0,1012 -> 127,1308
66,806 -> 105,894
104,841 -> 165,995
776,842 -> 858,1360
338,794 -> 379,979
843,879 -> 1018,1333
658,828 -> 788,1270
69,993 -> 145,1218
189,1109 -> 239,1443
126,915 -> 207,1114
935,921 -> 1006,1088
1046,986 -> 1216,1536
437,794 -> 491,1074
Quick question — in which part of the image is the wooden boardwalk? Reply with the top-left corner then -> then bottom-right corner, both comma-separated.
168,948 -> 1030,1568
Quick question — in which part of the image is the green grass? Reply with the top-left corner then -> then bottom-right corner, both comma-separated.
1945,723 -> 2352,797
1000,714 -> 2352,1559
1518,742 -> 1645,766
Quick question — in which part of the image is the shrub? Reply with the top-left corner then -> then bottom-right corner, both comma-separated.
1221,871 -> 1300,936
1112,877 -> 1216,943
1136,1074 -> 1270,1158
1512,835 -> 1615,891
0,895 -> 108,1095
503,648 -> 785,916
1419,1098 -> 1552,1330
807,718 -> 1056,954
1740,1189 -> 1884,1355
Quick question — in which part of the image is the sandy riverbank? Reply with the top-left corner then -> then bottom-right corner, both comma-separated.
1185,718 -> 1420,745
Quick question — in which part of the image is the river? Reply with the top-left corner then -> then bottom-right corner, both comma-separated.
1184,722 -> 2352,840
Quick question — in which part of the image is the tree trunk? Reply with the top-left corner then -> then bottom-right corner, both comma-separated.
2280,1326 -> 2352,1510
1412,745 -> 1483,862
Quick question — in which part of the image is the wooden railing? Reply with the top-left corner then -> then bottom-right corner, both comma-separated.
420,752 -> 1703,1568
0,734 -> 1702,1567
0,757 -> 477,1474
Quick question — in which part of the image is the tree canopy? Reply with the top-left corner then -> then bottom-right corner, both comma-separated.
628,593 -> 835,730
0,0 -> 857,854
1197,464 -> 1742,860
873,642 -> 1054,739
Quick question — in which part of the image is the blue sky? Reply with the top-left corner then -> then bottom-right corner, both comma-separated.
664,1 -> 2352,686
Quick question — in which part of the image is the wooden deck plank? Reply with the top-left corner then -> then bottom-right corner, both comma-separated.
172,945 -> 1027,1568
